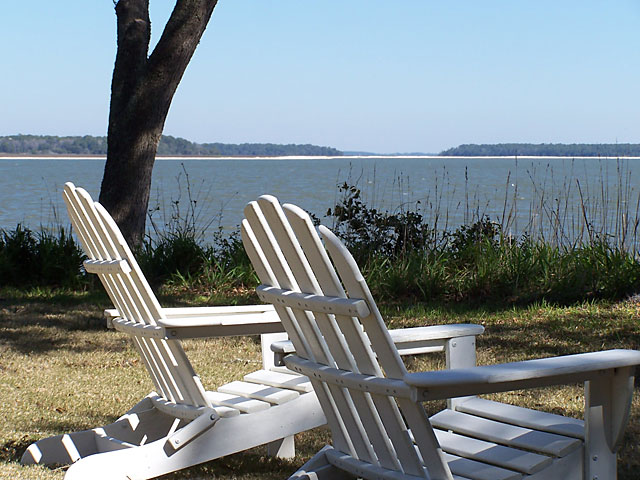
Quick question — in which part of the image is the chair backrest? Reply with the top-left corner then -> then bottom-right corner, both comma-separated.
63,182 -> 210,409
242,196 -> 452,479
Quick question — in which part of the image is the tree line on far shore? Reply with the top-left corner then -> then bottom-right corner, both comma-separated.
3,135 -> 639,158
0,135 -> 343,157
440,143 -> 640,157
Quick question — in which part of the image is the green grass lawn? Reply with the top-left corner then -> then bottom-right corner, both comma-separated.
1,290 -> 640,479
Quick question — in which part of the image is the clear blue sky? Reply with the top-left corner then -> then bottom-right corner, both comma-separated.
1,1 -> 639,153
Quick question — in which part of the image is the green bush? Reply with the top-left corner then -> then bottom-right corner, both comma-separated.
326,183 -> 640,304
138,231 -> 211,284
0,225 -> 86,288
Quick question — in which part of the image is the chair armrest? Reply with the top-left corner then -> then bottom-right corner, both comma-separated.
104,305 -> 284,338
390,324 -> 484,356
160,304 -> 276,318
105,304 -> 275,322
405,349 -> 640,401
389,324 -> 484,343
271,340 -> 296,354
104,308 -> 119,328
270,324 -> 485,365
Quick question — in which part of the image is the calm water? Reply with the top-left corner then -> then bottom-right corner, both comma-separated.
1,156 -> 639,247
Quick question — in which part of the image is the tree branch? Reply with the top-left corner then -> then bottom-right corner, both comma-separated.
144,0 -> 218,110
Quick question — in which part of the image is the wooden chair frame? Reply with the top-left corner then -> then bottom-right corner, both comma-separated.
21,183 -> 325,479
242,194 -> 640,480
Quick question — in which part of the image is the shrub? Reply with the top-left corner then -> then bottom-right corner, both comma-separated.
0,225 -> 86,288
325,182 -> 640,304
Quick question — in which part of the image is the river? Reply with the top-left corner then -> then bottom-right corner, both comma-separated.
1,156 -> 638,248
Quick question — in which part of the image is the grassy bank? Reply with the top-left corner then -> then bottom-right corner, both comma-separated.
1,290 -> 640,479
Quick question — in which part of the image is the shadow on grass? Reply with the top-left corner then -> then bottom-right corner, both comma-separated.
0,437 -> 36,463
0,286 -> 108,306
383,298 -> 640,360
478,316 -> 640,358
156,451 -> 299,480
0,298 -> 119,354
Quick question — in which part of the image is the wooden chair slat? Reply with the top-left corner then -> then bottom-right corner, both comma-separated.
455,398 -> 585,439
278,202 -> 425,475
131,336 -> 172,401
431,409 -> 581,458
434,429 -> 553,474
442,452 -> 523,480
243,369 -> 313,393
243,204 -> 363,458
256,285 -> 370,318
255,197 -> 426,474
217,381 -> 300,405
206,392 -> 272,413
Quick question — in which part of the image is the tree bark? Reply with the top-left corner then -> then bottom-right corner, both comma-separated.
100,0 -> 218,247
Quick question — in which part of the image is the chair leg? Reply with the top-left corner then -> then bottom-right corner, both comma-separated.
585,368 -> 634,480
288,446 -> 354,480
267,434 -> 295,458
21,396 -> 162,466
60,391 -> 324,480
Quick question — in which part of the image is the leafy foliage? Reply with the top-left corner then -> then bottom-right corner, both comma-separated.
327,182 -> 436,262
0,225 -> 86,288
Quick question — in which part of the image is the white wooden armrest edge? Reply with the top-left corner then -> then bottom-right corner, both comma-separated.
104,306 -> 281,335
157,312 -> 284,338
160,304 -> 276,318
269,324 -> 483,357
389,324 -> 484,344
158,312 -> 280,328
105,308 -> 118,328
406,349 -> 640,400
272,340 -> 296,354
104,304 -> 275,320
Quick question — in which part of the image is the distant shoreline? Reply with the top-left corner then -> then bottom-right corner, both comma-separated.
1,154 -> 640,161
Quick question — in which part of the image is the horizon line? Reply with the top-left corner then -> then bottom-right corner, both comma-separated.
2,154 -> 640,161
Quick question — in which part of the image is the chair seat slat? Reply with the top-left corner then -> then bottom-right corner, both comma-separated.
443,452 -> 522,480
456,398 -> 585,439
244,369 -> 313,393
218,381 -> 299,404
206,392 -> 272,413
431,409 -> 581,457
434,429 -> 553,474
149,394 -> 240,420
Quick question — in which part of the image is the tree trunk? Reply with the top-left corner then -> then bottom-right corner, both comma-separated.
99,0 -> 218,247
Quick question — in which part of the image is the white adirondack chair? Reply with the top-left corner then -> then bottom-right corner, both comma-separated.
241,194 -> 640,480
20,183 -> 326,480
